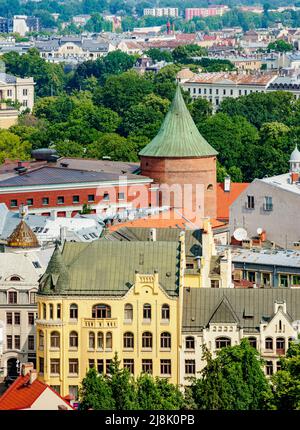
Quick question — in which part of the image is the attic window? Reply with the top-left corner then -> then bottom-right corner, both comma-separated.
243,308 -> 253,318
10,276 -> 21,281
32,261 -> 41,269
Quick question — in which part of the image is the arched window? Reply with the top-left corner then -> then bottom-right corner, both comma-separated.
124,304 -> 133,321
106,332 -> 112,349
248,337 -> 257,349
70,304 -> 78,319
142,331 -> 152,349
92,304 -> 111,319
97,332 -> 103,349
89,332 -> 95,349
185,336 -> 195,350
49,304 -> 53,319
39,330 -> 44,349
69,331 -> 78,348
50,331 -> 60,348
123,332 -> 134,349
207,184 -> 213,190
161,304 -> 170,320
43,303 -> 46,319
276,337 -> 285,354
215,337 -> 231,349
265,337 -> 273,350
160,332 -> 171,349
143,304 -> 151,320
10,276 -> 21,281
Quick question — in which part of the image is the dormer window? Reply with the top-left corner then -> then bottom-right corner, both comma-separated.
10,276 -> 21,282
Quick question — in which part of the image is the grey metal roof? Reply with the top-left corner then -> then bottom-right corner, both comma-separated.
182,288 -> 300,333
0,166 -> 150,188
232,248 -> 300,269
0,73 -> 16,83
39,240 -> 181,297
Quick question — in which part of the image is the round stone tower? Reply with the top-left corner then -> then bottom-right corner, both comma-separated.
139,86 -> 218,219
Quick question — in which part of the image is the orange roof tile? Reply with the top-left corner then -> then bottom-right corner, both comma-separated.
0,374 -> 74,410
217,182 -> 249,221
109,208 -> 227,231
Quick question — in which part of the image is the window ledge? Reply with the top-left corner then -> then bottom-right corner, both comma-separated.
50,373 -> 60,377
123,348 -> 134,351
68,374 -> 79,378
69,347 -> 78,351
141,348 -> 152,352
161,320 -> 170,325
160,348 -> 171,352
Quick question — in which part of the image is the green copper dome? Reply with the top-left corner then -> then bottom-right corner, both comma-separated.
139,86 -> 218,158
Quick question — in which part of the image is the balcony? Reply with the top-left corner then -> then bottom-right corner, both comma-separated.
83,318 -> 118,329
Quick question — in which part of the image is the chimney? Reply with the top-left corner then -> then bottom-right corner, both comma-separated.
21,362 -> 34,376
290,172 -> 299,184
224,175 -> 231,192
29,369 -> 37,384
149,228 -> 156,241
50,210 -> 57,220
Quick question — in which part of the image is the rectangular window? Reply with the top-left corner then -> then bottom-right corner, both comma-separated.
211,280 -> 220,288
10,199 -> 17,208
204,88 -> 207,95
26,198 -> 33,206
50,359 -> 60,375
30,292 -> 37,304
57,304 -> 61,319
14,335 -> 20,349
6,312 -> 12,325
50,385 -> 60,394
14,312 -> 20,325
88,194 -> 95,202
88,359 -> 95,369
23,89 -> 28,96
279,274 -> 288,287
73,195 -> 80,203
7,89 -> 12,97
42,197 -> 49,206
39,357 -> 44,373
97,359 -> 104,374
244,89 -> 248,95
198,88 -> 201,94
292,275 -> 300,286
22,100 -> 28,107
69,359 -> 79,375
262,273 -> 271,286
160,359 -> 171,376
8,291 -> 17,304
123,359 -> 134,374
118,192 -> 125,200
106,359 -> 112,374
28,312 -> 34,325
69,385 -> 78,400
6,335 -> 12,349
28,335 -> 34,350
230,89 -> 233,95
185,360 -> 196,375
266,361 -> 273,376
247,195 -> 255,209
103,193 -> 109,201
57,196 -> 64,204
223,89 -> 226,95
239,89 -> 242,95
247,271 -> 256,283
193,88 -> 196,94
142,359 -> 153,374
264,196 -> 273,211
209,88 -> 212,95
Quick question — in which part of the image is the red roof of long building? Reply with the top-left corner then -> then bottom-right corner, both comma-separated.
0,374 -> 73,410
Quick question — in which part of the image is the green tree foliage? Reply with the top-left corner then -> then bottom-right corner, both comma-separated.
84,13 -> 112,32
145,48 -> 173,63
1,49 -> 65,97
191,339 -> 274,410
267,39 -> 294,52
101,70 -> 154,115
188,97 -> 213,126
272,341 -> 300,410
0,129 -> 31,163
86,133 -> 139,161
173,44 -> 208,63
79,367 -> 115,410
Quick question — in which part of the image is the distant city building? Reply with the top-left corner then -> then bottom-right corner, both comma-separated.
13,15 -> 39,36
185,6 -> 229,21
180,71 -> 278,111
230,146 -> 300,249
0,17 -> 13,34
143,8 -> 178,18
72,15 -> 91,27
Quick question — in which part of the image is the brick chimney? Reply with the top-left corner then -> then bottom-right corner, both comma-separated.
29,369 -> 37,384
291,172 -> 299,184
21,362 -> 34,376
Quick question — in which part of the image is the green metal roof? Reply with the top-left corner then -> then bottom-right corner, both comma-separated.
39,240 -> 180,297
139,86 -> 218,158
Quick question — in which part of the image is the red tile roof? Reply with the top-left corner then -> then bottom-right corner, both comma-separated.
217,182 -> 249,221
0,374 -> 74,410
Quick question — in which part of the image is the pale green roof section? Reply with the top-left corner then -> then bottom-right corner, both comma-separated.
139,86 -> 218,158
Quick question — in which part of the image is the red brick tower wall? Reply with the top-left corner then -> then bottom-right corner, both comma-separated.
140,155 -> 217,219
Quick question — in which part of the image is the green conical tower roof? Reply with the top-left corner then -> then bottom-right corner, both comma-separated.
139,86 -> 218,158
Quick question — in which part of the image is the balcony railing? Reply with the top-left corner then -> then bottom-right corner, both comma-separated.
83,318 -> 118,329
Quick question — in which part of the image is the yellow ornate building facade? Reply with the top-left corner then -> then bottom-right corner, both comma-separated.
36,222 -> 232,398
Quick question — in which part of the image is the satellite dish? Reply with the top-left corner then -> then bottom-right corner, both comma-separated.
233,227 -> 247,241
257,227 -> 263,235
